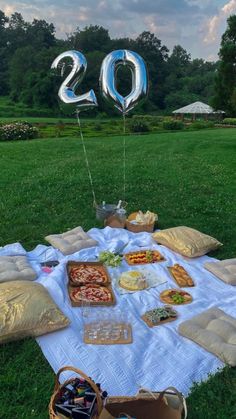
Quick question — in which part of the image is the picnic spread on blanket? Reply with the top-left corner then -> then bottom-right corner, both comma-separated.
0,218 -> 236,419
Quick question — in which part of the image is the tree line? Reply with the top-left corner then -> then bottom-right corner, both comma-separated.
0,10 -> 235,116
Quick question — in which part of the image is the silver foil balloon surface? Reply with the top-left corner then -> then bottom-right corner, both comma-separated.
100,49 -> 148,114
51,50 -> 98,113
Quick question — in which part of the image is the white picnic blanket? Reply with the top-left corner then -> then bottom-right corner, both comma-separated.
1,227 -> 236,396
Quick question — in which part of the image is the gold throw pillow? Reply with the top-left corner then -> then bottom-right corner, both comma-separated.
152,226 -> 222,257
0,280 -> 70,344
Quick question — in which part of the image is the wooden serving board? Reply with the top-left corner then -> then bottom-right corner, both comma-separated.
160,289 -> 193,305
141,313 -> 177,328
67,261 -> 111,287
68,283 -> 116,307
124,250 -> 165,265
84,323 -> 132,344
167,266 -> 194,288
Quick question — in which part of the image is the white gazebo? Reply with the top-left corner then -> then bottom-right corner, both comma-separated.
173,101 -> 216,120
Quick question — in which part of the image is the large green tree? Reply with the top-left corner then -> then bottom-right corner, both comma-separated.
0,11 -> 9,94
0,9 -> 218,115
212,15 -> 236,115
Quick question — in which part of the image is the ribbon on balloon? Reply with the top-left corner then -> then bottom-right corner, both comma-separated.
51,48 -> 149,205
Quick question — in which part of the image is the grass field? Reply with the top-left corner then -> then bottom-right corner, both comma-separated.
0,128 -> 236,418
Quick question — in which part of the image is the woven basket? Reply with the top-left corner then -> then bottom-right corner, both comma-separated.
125,212 -> 155,233
49,366 -> 103,419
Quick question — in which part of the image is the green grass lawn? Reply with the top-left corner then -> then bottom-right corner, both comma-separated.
0,128 -> 236,418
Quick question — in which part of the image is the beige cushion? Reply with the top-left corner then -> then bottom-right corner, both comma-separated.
0,280 -> 70,344
178,308 -> 236,366
204,259 -> 236,285
0,256 -> 37,283
45,226 -> 98,255
152,226 -> 222,258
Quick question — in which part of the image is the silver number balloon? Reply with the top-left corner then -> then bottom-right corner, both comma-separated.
100,49 -> 148,114
51,50 -> 98,112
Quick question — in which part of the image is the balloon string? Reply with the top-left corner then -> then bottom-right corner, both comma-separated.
76,110 -> 96,204
123,113 -> 126,201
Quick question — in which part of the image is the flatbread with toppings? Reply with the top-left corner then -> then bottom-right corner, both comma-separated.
160,289 -> 192,305
125,250 -> 165,265
70,284 -> 113,304
69,264 -> 108,286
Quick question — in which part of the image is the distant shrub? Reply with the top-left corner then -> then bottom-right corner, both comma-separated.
98,112 -> 108,119
162,120 -> 184,130
222,118 -> 236,125
134,115 -> 162,124
94,122 -> 102,131
129,116 -> 150,133
54,120 -> 65,137
191,121 -> 215,130
0,121 -> 39,141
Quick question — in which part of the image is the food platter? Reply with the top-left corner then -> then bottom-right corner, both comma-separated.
67,261 -> 115,306
142,306 -> 178,327
124,250 -> 165,265
168,264 -> 194,287
67,261 -> 110,286
68,283 -> 116,307
160,289 -> 193,305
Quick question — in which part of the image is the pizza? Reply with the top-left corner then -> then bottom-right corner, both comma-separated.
169,264 -> 194,287
160,289 -> 192,305
70,284 -> 113,303
125,250 -> 165,265
69,264 -> 108,286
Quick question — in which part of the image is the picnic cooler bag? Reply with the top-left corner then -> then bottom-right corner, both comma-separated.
49,366 -> 103,419
98,387 -> 187,419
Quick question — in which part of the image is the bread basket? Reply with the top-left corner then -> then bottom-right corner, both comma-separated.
125,212 -> 156,233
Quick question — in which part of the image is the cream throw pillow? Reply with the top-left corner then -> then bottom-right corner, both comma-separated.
0,255 -> 37,283
178,307 -> 236,366
152,226 -> 222,258
204,259 -> 236,285
0,280 -> 70,344
45,226 -> 98,255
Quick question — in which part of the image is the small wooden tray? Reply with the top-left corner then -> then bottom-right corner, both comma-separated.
160,289 -> 193,305
124,250 -> 165,265
168,266 -> 194,288
84,323 -> 132,344
67,261 -> 111,287
141,313 -> 177,328
68,283 -> 116,307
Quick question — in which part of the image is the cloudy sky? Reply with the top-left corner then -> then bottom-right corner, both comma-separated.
1,0 -> 236,60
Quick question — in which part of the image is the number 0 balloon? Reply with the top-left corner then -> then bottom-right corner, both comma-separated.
99,49 -> 148,114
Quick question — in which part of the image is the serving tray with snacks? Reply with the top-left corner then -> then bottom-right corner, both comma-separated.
168,264 -> 194,287
67,261 -> 116,306
160,289 -> 193,305
142,306 -> 178,327
124,250 -> 165,265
